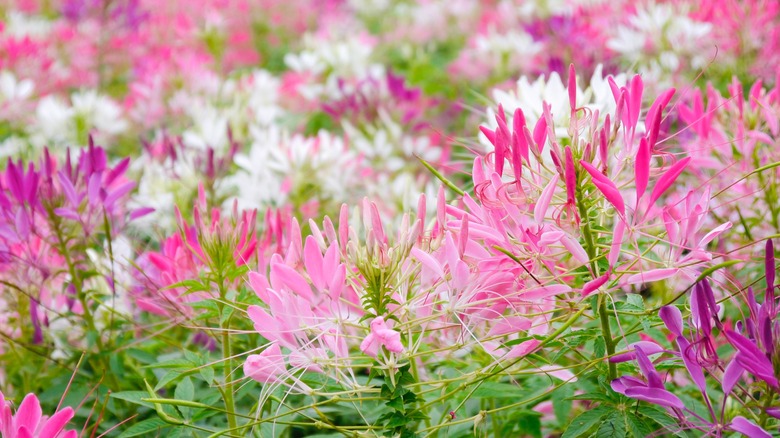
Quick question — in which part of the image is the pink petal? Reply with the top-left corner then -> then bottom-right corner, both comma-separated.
522,284 -> 572,300
532,117 -> 547,154
479,125 -> 496,146
565,147 -> 577,204
539,365 -> 577,382
629,75 -> 644,129
534,174 -> 559,224
87,173 -> 102,206
270,263 -> 313,300
649,157 -> 691,206
626,268 -> 678,284
580,160 -> 625,215
103,181 -> 135,208
506,339 -> 541,359
582,273 -> 610,296
360,334 -> 380,358
699,222 -> 732,247
244,343 -> 286,384
568,64 -> 577,111
248,272 -> 270,302
39,406 -> 74,438
635,137 -> 650,201
411,247 -> 445,279
609,220 -> 625,267
15,393 -> 42,432
377,329 -> 404,353
488,317 -> 533,337
304,236 -> 325,290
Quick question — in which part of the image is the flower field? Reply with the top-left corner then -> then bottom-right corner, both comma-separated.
1,0 -> 780,437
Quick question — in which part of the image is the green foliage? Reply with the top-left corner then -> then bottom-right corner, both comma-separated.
376,365 -> 429,438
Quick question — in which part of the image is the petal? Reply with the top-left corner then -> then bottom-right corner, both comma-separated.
15,394 -> 42,432
730,416 -> 771,438
649,157 -> 691,205
303,236 -> 325,290
582,273 -> 610,297
635,137 -> 650,201
538,365 -> 576,382
359,334 -> 379,358
659,306 -> 684,337
610,341 -> 664,363
522,284 -> 572,300
487,317 -> 533,337
248,272 -> 270,303
270,263 -> 312,300
624,387 -> 684,409
580,160 -> 625,215
534,174 -> 559,224
722,357 -> 743,396
626,268 -> 679,285
244,344 -> 286,384
505,340 -> 541,359
411,247 -> 445,280
39,407 -> 74,438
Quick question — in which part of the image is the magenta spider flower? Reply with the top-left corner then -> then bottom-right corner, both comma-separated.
611,344 -> 684,409
0,392 -> 76,438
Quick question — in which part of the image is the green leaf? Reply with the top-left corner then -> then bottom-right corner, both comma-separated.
111,391 -> 155,409
594,411 -> 627,438
625,294 -> 645,311
199,366 -> 215,385
155,370 -> 183,391
116,418 -> 169,438
386,396 -> 405,412
175,377 -> 194,401
561,406 -> 611,438
639,405 -> 688,437
569,392 -> 618,403
175,377 -> 195,418
552,383 -> 574,426
515,411 -> 542,438
626,413 -> 654,437
593,336 -> 607,359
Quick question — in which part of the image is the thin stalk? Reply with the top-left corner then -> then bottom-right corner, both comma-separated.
217,281 -> 238,432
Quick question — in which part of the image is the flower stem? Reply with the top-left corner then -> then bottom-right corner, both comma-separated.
217,280 -> 238,432
597,296 -> 617,380
576,177 -> 616,380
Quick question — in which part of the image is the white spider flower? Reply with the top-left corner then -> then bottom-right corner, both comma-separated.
487,65 -> 626,141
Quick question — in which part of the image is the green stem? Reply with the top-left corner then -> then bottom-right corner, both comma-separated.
598,296 -> 617,380
576,176 -> 616,380
218,294 -> 238,432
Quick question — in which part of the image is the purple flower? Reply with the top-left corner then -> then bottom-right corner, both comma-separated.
611,345 -> 684,408
723,330 -> 778,388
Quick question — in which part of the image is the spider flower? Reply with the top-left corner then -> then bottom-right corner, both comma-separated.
0,392 -> 76,438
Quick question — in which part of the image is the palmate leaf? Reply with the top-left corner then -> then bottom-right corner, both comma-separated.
560,406 -> 611,438
594,411 -> 627,438
638,405 -> 692,437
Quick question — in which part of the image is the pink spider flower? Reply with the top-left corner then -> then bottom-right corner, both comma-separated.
0,392 -> 76,438
360,317 -> 404,358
